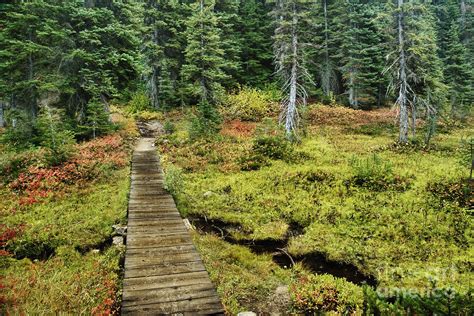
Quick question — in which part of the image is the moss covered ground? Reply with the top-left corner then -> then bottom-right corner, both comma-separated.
0,108 -> 135,314
159,105 -> 473,314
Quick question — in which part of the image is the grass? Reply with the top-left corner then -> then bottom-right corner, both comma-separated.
1,107 -> 134,314
159,105 -> 473,313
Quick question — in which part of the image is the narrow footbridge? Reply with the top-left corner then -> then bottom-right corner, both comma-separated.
121,138 -> 224,315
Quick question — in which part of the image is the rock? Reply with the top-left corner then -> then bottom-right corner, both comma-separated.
91,249 -> 100,254
112,236 -> 124,246
112,224 -> 127,236
183,219 -> 194,231
203,191 -> 214,198
237,312 -> 257,316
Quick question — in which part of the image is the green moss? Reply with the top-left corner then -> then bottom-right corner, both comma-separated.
159,112 -> 474,310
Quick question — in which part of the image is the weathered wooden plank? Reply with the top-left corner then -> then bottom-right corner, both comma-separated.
124,253 -> 202,268
121,297 -> 224,315
122,138 -> 222,315
122,284 -> 218,306
123,260 -> 206,279
125,244 -> 196,256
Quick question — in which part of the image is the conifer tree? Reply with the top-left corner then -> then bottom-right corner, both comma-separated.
181,0 -> 228,105
237,0 -> 274,87
214,0 -> 242,88
385,0 -> 445,143
339,0 -> 386,109
142,0 -> 185,109
443,22 -> 473,115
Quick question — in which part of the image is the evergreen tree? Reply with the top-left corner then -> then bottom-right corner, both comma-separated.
0,2 -> 69,118
237,0 -> 274,87
142,0 -> 185,109
214,0 -> 242,88
384,0 -> 446,143
338,0 -> 386,109
443,22 -> 473,115
311,0 -> 341,98
181,0 -> 229,105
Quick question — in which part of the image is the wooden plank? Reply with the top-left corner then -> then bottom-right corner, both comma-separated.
121,297 -> 224,315
125,244 -> 196,256
122,138 -> 223,314
123,260 -> 207,278
122,284 -> 218,306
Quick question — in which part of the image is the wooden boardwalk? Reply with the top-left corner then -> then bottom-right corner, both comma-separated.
122,138 -> 224,315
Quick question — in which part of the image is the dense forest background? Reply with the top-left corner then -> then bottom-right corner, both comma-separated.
0,0 -> 472,148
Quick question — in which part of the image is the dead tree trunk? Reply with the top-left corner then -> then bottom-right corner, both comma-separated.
286,2 -> 299,136
397,0 -> 409,143
0,101 -> 5,128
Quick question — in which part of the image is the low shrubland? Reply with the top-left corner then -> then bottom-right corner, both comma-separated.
158,105 -> 473,314
0,108 -> 134,314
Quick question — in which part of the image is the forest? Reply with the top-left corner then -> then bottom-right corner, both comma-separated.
0,0 -> 473,314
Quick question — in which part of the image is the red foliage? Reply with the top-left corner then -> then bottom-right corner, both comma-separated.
221,120 -> 257,138
308,106 -> 396,127
8,134 -> 128,206
0,224 -> 23,256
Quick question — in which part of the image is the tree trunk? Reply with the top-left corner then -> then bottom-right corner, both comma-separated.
398,0 -> 409,143
200,0 -> 207,103
0,101 -> 5,128
286,2 -> 298,136
322,0 -> 330,96
460,0 -> 466,41
348,70 -> 358,109
28,30 -> 37,117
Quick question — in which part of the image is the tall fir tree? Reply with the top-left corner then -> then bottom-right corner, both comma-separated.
443,22 -> 473,115
338,0 -> 386,109
214,0 -> 242,88
181,0 -> 229,105
142,0 -> 186,109
237,0 -> 274,87
384,0 -> 446,143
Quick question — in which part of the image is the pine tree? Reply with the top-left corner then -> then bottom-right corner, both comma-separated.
237,0 -> 274,87
443,22 -> 473,115
311,0 -> 341,98
272,0 -> 315,138
0,2 -> 69,118
181,0 -> 229,105
338,0 -> 386,109
142,0 -> 185,109
214,0 -> 242,88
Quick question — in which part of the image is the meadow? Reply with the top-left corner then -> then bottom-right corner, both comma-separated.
158,104 -> 473,314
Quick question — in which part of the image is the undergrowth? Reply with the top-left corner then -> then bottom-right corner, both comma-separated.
159,106 -> 473,313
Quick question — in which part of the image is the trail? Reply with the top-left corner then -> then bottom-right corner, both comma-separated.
121,137 -> 223,315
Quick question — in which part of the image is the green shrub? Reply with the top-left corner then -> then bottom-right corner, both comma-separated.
222,86 -> 275,121
363,285 -> 473,315
127,91 -> 151,114
427,179 -> 472,208
0,149 -> 41,183
253,135 -> 293,160
0,109 -> 38,149
37,108 -> 76,166
348,154 -> 410,191
189,101 -> 222,140
163,120 -> 176,134
238,153 -> 270,171
164,165 -> 184,197
78,99 -> 115,139
290,271 -> 364,314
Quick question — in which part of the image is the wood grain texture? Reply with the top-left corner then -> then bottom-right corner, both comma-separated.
122,138 -> 223,315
